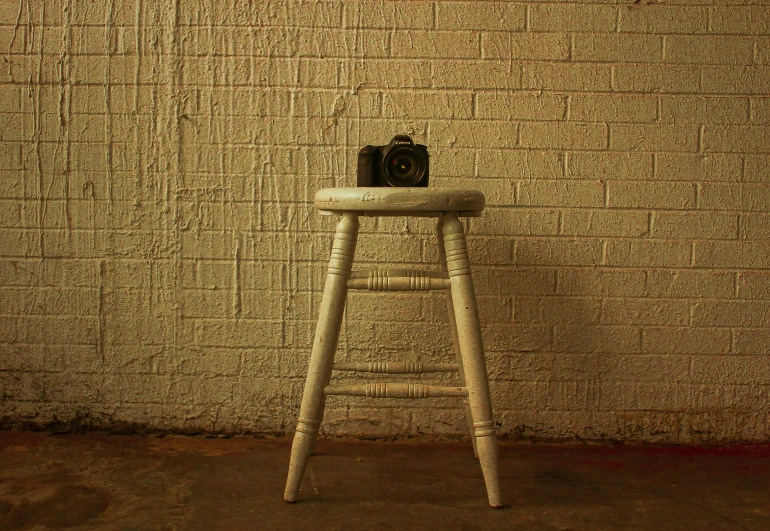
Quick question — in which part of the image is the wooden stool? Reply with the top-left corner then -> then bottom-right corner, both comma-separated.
284,187 -> 502,508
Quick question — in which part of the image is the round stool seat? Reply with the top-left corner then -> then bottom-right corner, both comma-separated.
315,187 -> 485,216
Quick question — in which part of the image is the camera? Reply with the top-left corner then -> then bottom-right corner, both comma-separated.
357,135 -> 429,187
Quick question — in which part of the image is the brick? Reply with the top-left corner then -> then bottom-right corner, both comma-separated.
0,345 -> 45,372
520,122 -> 607,150
300,58 -> 340,88
477,150 -> 564,180
695,241 -> 770,268
619,5 -> 708,34
0,229 -> 41,258
646,270 -> 735,299
430,120 -> 517,149
704,126 -> 770,154
753,98 -> 770,124
436,177 -> 516,205
523,63 -> 613,92
741,214 -> 770,240
700,183 -> 770,212
702,66 -> 770,95
476,150 -> 527,178
15,314 -> 97,345
744,156 -> 770,183
692,301 -> 769,328
554,325 -> 640,354
568,152 -> 653,181
429,147 -> 475,176
0,85 -> 20,114
664,36 -> 754,66
435,294 -> 512,324
473,208 -> 559,236
346,292 -> 424,322
691,356 -> 770,385
654,212 -> 738,240
755,37 -> 770,67
515,239 -> 603,266
642,328 -> 731,355
436,2 -> 525,31
292,90 -> 378,118
0,145 -> 21,171
300,28 -> 389,58
519,180 -> 604,208
556,269 -> 646,298
474,268 -> 556,297
530,4 -> 617,33
344,2 -> 432,29
490,381 -> 541,410
656,154 -> 743,182
570,94 -> 657,123
734,330 -> 770,355
432,60 -> 521,89
660,96 -> 749,125
180,319 -> 286,349
0,286 -> 97,315
573,35 -> 663,63
465,236 -> 513,265
199,28 -> 388,59
346,320 -> 451,353
514,296 -> 601,325
481,32 -> 569,61
341,59 -> 432,89
382,91 -> 472,120
610,124 -> 699,153
614,65 -> 700,94
0,201 -> 20,228
484,324 -> 552,352
561,210 -> 649,238
607,181 -> 695,209
603,299 -> 690,326
739,272 -> 770,300
605,240 -> 692,268
181,1 -> 340,26
476,93 -> 566,121
355,119 -> 430,147
712,7 -> 770,35
390,31 -> 480,59
356,233 -> 424,263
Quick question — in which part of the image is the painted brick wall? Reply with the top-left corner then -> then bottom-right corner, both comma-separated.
1,0 -> 769,443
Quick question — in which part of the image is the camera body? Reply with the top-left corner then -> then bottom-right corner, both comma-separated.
357,135 -> 429,187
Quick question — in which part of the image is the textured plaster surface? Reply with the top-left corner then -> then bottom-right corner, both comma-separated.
0,0 -> 769,442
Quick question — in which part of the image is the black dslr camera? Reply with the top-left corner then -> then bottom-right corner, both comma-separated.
357,135 -> 429,187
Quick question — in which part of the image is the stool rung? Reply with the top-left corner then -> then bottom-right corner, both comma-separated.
348,268 -> 450,291
325,383 -> 468,399
333,362 -> 459,374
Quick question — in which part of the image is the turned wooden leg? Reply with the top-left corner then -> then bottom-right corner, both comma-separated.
284,212 -> 359,503
437,217 -> 478,459
442,213 -> 502,509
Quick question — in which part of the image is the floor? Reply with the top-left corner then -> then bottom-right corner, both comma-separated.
1,431 -> 769,530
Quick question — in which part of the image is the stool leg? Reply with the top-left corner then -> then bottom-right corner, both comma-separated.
436,217 -> 478,459
284,212 -> 359,503
442,214 -> 502,508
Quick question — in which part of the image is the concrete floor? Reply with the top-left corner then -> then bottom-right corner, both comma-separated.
1,431 -> 769,530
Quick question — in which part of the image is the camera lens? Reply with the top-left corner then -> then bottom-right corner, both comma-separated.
383,148 -> 423,186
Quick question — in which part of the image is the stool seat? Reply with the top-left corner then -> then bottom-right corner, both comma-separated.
315,187 -> 485,216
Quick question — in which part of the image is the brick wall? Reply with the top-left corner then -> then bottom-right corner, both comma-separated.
1,0 -> 769,442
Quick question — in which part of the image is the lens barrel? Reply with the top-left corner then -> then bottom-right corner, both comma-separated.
383,147 -> 426,187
